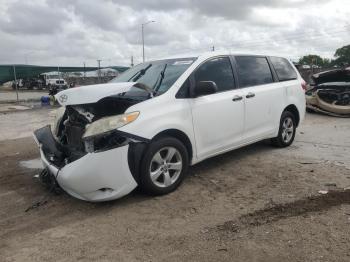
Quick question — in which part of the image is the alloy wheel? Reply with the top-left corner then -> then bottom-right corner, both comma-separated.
281,117 -> 294,144
149,147 -> 183,188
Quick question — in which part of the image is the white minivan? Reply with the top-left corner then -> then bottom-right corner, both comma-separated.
34,52 -> 306,202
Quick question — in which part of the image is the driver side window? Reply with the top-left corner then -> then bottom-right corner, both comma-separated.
194,57 -> 235,92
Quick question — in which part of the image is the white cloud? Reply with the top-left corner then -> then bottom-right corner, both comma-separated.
0,0 -> 349,66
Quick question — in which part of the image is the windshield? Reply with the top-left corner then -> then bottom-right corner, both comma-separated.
110,57 -> 196,95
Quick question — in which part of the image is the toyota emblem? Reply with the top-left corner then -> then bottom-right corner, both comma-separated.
59,94 -> 68,103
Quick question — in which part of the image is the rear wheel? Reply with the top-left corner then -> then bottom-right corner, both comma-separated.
271,111 -> 296,147
139,137 -> 189,195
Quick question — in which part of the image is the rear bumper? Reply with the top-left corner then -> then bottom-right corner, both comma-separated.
33,126 -> 137,202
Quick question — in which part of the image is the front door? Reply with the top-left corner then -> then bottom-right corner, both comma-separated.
189,57 -> 245,160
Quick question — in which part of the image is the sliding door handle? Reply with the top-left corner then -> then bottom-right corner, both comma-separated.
232,95 -> 243,102
246,92 -> 255,98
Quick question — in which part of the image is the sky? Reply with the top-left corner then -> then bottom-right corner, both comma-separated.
0,0 -> 349,67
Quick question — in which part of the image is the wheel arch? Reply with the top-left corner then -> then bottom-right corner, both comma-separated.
152,129 -> 194,162
283,104 -> 300,127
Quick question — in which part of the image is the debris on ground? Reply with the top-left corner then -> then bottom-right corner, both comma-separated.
215,190 -> 350,233
25,169 -> 62,212
25,199 -> 48,212
324,183 -> 337,188
318,190 -> 329,195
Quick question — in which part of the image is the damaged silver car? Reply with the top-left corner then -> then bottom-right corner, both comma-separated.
306,67 -> 350,117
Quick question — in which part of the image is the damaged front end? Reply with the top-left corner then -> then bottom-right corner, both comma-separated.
306,67 -> 350,117
34,84 -> 150,201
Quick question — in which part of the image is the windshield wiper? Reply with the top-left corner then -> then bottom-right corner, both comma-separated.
133,82 -> 154,98
153,64 -> 167,95
127,64 -> 152,82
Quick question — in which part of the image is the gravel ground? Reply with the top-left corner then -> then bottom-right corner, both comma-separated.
0,110 -> 350,262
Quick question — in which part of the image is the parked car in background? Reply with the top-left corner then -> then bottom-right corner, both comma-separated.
42,74 -> 68,89
11,75 -> 68,90
306,66 -> 350,117
34,52 -> 306,202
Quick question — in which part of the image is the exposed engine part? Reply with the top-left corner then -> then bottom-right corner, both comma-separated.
73,106 -> 95,122
306,67 -> 350,117
306,89 -> 350,117
64,120 -> 85,150
84,139 -> 94,153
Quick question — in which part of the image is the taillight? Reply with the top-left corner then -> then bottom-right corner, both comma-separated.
301,79 -> 307,91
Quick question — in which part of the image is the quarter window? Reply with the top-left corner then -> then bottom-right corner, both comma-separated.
235,56 -> 274,88
270,56 -> 297,81
194,57 -> 235,92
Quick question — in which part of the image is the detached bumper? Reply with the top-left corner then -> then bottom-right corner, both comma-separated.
33,126 -> 137,202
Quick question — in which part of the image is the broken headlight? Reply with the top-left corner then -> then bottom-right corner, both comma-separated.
51,106 -> 66,137
82,111 -> 139,139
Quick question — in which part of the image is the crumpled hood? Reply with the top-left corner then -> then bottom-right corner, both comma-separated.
55,82 -> 136,106
312,67 -> 350,85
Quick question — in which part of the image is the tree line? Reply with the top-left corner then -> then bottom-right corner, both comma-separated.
298,44 -> 350,68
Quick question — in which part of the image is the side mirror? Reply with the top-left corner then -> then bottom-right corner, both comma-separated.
193,81 -> 218,97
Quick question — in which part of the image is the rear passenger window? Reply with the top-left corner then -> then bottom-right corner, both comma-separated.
270,57 -> 297,81
235,56 -> 274,88
194,57 -> 235,92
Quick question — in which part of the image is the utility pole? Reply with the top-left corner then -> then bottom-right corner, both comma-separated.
142,24 -> 145,62
13,65 -> 19,102
141,20 -> 155,62
131,55 -> 134,67
97,59 -> 102,83
83,62 -> 86,78
212,46 -> 215,51
24,51 -> 33,65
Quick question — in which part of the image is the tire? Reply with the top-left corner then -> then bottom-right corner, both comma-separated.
271,111 -> 296,148
139,136 -> 189,196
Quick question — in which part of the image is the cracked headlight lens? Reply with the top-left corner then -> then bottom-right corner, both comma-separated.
83,111 -> 139,139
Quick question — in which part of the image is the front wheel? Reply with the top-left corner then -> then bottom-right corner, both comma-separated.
139,137 -> 189,196
271,111 -> 296,147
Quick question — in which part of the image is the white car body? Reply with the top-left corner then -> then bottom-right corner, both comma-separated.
34,52 -> 306,202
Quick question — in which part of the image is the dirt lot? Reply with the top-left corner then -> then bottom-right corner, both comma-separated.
0,90 -> 47,103
1,109 -> 350,262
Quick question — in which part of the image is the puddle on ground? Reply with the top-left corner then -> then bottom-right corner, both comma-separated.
19,158 -> 43,169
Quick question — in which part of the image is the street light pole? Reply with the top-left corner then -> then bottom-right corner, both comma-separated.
142,24 -> 145,62
24,51 -> 35,65
97,59 -> 102,83
13,65 -> 19,102
142,20 -> 155,63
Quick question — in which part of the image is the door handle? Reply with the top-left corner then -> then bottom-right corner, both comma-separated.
232,95 -> 243,102
246,92 -> 255,98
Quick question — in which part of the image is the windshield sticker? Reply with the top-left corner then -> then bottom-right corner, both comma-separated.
172,60 -> 193,65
